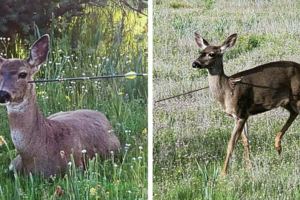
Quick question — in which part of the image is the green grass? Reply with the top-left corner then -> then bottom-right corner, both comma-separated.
0,3 -> 147,200
154,0 -> 300,199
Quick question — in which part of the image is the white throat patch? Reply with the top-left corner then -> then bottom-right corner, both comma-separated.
7,99 -> 29,113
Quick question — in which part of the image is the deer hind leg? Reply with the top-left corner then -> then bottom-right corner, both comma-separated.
221,118 -> 247,176
241,122 -> 252,169
275,106 -> 298,155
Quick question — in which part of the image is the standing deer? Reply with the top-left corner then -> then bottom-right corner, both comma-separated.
192,32 -> 300,176
0,35 -> 120,177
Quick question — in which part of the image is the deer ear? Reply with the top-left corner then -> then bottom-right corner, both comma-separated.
195,32 -> 209,50
220,33 -> 237,53
28,34 -> 50,69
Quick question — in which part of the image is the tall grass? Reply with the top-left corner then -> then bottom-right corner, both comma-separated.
154,0 -> 300,199
0,2 -> 147,200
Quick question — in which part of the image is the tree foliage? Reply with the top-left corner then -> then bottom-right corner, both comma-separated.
0,0 -> 147,38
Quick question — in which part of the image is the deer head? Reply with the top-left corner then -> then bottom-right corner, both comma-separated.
0,35 -> 49,105
192,32 -> 237,72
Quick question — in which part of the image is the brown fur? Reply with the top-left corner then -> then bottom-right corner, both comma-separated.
0,35 -> 120,177
193,33 -> 300,175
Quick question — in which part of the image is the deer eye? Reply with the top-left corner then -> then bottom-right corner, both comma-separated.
18,72 -> 27,79
208,53 -> 215,57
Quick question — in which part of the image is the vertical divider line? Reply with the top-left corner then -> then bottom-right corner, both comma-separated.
147,0 -> 154,199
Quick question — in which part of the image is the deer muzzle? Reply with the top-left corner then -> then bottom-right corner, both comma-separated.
0,90 -> 12,104
192,61 -> 202,69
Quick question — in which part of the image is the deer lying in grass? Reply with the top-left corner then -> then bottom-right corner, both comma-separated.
0,35 -> 120,177
192,32 -> 300,176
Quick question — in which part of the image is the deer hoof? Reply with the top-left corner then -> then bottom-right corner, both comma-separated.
275,145 -> 282,155
220,170 -> 227,177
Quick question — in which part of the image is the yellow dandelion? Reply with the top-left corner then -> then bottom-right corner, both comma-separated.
118,91 -> 124,96
142,128 -> 147,135
37,91 -> 46,95
65,95 -> 71,102
90,187 -> 97,196
0,135 -> 7,146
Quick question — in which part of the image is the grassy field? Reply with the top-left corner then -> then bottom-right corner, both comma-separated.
0,3 -> 147,200
154,0 -> 300,199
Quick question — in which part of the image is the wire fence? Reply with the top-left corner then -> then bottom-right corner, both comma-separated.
28,72 -> 148,83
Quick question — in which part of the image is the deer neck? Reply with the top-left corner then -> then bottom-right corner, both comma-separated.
6,86 -> 46,153
207,61 -> 230,105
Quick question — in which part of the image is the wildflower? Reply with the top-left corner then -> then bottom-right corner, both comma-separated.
68,161 -> 72,167
54,185 -> 64,197
118,91 -> 124,96
138,146 -> 143,150
65,96 -> 71,102
124,144 -> 131,151
90,187 -> 97,196
81,149 -> 87,154
138,156 -> 142,160
108,129 -> 114,133
142,128 -> 147,135
0,135 -> 7,146
113,163 -> 118,167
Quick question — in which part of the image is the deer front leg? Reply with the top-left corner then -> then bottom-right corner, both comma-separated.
233,122 -> 251,169
9,155 -> 23,172
275,111 -> 298,154
221,118 -> 247,176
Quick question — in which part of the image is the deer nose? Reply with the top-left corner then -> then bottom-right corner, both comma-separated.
192,61 -> 201,68
0,90 -> 12,104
